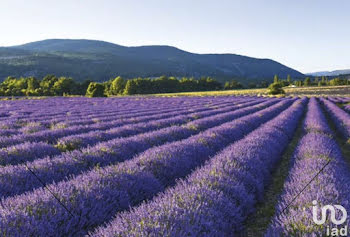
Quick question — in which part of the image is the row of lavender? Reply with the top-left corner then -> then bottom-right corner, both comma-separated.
266,98 -> 350,235
327,96 -> 350,104
320,97 -> 350,140
345,104 -> 350,113
0,97 -> 293,235
326,96 -> 350,118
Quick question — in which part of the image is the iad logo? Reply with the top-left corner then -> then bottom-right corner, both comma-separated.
312,200 -> 348,236
312,200 -> 347,225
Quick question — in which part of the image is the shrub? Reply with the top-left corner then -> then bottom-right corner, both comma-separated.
268,82 -> 285,95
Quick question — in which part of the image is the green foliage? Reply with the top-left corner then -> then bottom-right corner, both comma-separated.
197,77 -> 222,91
328,77 -> 349,86
179,77 -> 198,91
123,76 -> 222,95
224,80 -> 243,90
248,82 -> 257,89
52,77 -> 75,96
86,82 -> 106,97
0,75 -> 92,97
0,72 -> 346,97
293,80 -> 303,87
0,76 -> 40,96
153,76 -> 180,93
304,77 -> 311,86
259,81 -> 269,88
279,80 -> 290,87
40,75 -> 59,96
273,75 -> 279,83
123,79 -> 137,95
27,77 -> 40,92
77,80 -> 93,94
268,82 -> 285,95
109,76 -> 126,95
123,78 -> 153,95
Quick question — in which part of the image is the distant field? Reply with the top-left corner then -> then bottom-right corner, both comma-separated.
153,85 -> 350,97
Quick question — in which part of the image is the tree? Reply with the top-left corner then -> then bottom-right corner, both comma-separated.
280,80 -> 289,87
304,77 -> 311,87
268,82 -> 285,95
52,77 -> 75,96
294,80 -> 302,87
287,75 -> 291,84
40,75 -> 59,96
180,77 -> 198,92
224,80 -> 243,90
197,77 -> 222,91
86,82 -> 105,97
105,76 -> 126,96
328,78 -> 346,86
27,77 -> 40,91
154,76 -> 180,93
123,79 -> 138,95
132,78 -> 154,94
318,76 -> 327,86
109,76 -> 126,95
259,81 -> 269,88
273,75 -> 279,83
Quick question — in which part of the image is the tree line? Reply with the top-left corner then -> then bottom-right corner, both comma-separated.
292,76 -> 350,87
272,75 -> 349,87
0,75 -> 91,96
267,75 -> 350,95
101,76 -> 223,97
0,75 -> 223,97
0,74 -> 348,97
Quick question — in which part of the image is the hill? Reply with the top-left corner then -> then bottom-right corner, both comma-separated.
0,39 -> 305,83
307,69 -> 350,77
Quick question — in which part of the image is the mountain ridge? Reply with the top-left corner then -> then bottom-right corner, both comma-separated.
307,69 -> 350,77
0,39 -> 305,83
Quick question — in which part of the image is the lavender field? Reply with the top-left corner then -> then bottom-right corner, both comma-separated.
0,95 -> 349,236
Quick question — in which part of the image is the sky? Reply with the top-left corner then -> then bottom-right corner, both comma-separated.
0,0 -> 349,73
